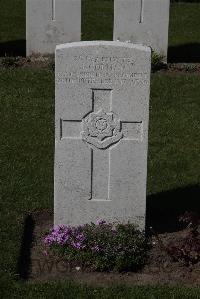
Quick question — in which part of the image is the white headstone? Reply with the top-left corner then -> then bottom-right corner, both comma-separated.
26,0 -> 81,56
114,0 -> 170,61
54,41 -> 151,230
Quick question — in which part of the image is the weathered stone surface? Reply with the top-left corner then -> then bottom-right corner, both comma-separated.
54,41 -> 151,229
26,0 -> 81,56
114,0 -> 170,61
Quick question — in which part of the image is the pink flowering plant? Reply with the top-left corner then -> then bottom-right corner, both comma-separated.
43,220 -> 149,272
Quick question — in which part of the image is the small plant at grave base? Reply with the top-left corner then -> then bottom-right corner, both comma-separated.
0,56 -> 22,68
167,212 -> 200,266
47,56 -> 55,71
183,64 -> 198,73
43,220 -> 149,272
151,51 -> 165,72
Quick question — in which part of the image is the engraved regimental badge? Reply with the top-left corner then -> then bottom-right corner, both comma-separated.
81,109 -> 123,149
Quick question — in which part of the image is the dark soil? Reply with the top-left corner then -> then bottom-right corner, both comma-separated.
1,55 -> 200,74
163,63 -> 200,74
0,55 -> 54,70
25,210 -> 200,287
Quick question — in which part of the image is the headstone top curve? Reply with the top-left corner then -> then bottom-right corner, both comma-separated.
56,41 -> 151,53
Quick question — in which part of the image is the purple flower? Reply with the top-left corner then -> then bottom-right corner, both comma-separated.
76,233 -> 86,242
43,225 -> 72,246
92,244 -> 101,252
96,219 -> 106,225
72,241 -> 84,249
44,236 -> 51,245
111,226 -> 117,233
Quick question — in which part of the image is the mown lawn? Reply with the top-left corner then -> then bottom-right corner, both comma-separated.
0,0 -> 200,298
1,281 -> 200,299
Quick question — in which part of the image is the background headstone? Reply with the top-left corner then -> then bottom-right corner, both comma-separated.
55,41 -> 151,229
26,0 -> 81,56
114,0 -> 170,61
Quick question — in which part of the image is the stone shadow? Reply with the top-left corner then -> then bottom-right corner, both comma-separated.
168,43 -> 200,63
146,185 -> 200,233
0,40 -> 26,57
16,215 -> 35,280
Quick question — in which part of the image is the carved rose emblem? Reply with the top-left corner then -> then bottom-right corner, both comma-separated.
81,110 -> 123,149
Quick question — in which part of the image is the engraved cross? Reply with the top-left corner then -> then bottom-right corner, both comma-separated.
52,0 -> 56,21
139,0 -> 144,23
60,89 -> 142,201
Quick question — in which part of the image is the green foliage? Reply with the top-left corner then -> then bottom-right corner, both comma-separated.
46,222 -> 149,272
151,51 -> 165,71
47,57 -> 55,71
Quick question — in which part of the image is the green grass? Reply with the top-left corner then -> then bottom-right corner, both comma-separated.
0,69 -> 54,276
148,73 -> 200,194
169,3 -> 200,47
0,0 -> 26,43
1,280 -> 200,299
82,0 -> 114,41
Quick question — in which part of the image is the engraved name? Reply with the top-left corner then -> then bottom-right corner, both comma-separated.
56,55 -> 148,86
